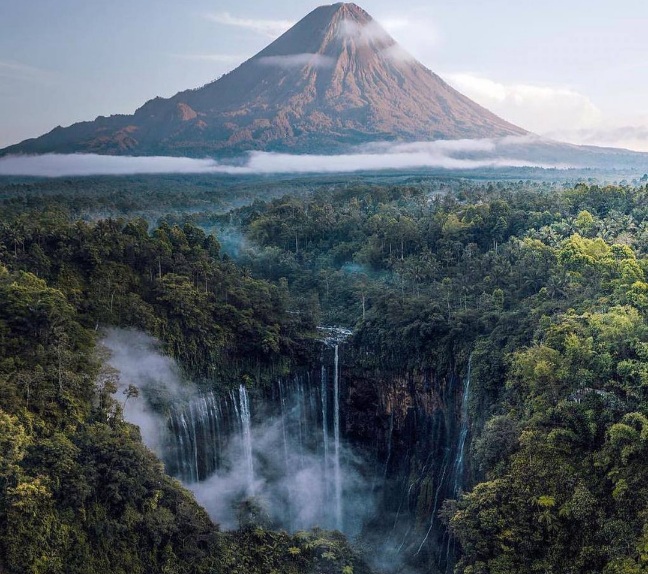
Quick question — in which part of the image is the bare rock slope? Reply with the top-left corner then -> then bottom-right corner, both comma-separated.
2,3 -> 526,157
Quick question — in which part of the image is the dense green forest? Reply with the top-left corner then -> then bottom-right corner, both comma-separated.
2,174 -> 648,573
218,180 -> 648,573
0,204 -> 368,573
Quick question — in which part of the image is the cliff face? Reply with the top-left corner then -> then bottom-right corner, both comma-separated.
345,364 -> 472,573
2,3 -> 525,157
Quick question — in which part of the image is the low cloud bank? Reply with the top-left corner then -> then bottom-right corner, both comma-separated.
545,124 -> 648,153
0,154 -> 245,177
0,135 -> 575,177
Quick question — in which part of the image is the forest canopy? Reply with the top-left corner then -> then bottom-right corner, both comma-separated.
2,174 -> 648,573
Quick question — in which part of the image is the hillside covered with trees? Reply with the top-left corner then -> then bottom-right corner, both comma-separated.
0,207 -> 368,573
2,174 -> 648,573
222,179 -> 648,573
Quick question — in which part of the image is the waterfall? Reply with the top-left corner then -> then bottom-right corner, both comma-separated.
321,365 -> 329,496
107,326 -> 368,534
279,380 -> 294,530
163,353 -> 366,534
453,354 -> 472,496
176,412 -> 194,482
333,344 -> 343,531
296,378 -> 305,468
416,455 -> 450,555
168,387 -> 256,484
189,401 -> 200,483
239,384 -> 255,496
279,380 -> 291,473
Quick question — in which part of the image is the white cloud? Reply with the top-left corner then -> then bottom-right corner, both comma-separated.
441,73 -> 648,151
0,59 -> 54,84
244,139 -> 565,173
337,19 -> 393,46
205,12 -> 293,38
361,139 -> 497,154
256,53 -> 334,69
545,123 -> 648,153
381,44 -> 416,64
376,14 -> 441,62
0,60 -> 41,75
379,18 -> 410,33
444,73 -> 602,135
0,139 -> 570,178
0,154 -> 247,177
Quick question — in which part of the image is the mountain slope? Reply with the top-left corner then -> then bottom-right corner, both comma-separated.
1,3 -> 526,157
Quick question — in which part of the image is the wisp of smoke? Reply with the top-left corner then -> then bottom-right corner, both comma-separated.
102,328 -> 192,456
256,53 -> 335,69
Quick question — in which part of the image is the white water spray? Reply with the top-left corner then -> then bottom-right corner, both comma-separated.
334,344 -> 343,531
239,385 -> 255,495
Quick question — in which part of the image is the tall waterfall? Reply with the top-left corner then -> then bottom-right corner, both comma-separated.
452,355 -> 472,496
333,344 -> 343,531
239,385 -> 255,495
163,344 -> 365,533
168,392 -> 226,483
321,365 -> 329,496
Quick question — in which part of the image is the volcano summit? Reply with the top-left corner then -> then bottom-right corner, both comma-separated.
2,3 -> 526,157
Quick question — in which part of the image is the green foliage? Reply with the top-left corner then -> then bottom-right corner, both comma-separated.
0,216 -> 313,384
220,180 -> 648,572
4,176 -> 648,573
220,527 -> 371,574
0,216 -> 360,573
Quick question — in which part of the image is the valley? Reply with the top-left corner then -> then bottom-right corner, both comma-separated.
2,2 -> 648,573
2,173 -> 648,573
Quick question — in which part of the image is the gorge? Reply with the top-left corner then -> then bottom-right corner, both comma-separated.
3,176 -> 648,573
104,324 -> 476,573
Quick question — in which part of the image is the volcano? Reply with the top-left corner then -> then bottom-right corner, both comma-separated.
1,3 -> 526,157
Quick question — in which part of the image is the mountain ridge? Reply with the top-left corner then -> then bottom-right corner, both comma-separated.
1,2 -> 526,157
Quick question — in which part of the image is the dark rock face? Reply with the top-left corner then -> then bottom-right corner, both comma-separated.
345,366 -> 471,573
2,3 -> 525,157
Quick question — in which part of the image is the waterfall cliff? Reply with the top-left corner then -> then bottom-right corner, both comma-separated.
163,341 -> 371,534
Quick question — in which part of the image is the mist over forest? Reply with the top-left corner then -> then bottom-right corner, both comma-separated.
2,2 -> 648,573
2,169 -> 648,574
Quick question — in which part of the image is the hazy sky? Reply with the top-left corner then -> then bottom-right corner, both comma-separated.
2,0 -> 648,151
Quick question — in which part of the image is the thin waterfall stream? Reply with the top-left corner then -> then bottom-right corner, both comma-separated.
333,343 -> 343,531
453,354 -> 472,496
162,329 -> 365,533
239,384 -> 255,496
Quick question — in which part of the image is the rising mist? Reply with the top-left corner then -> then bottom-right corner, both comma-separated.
101,328 -> 376,535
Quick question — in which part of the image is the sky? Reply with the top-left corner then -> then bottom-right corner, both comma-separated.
1,0 -> 648,151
